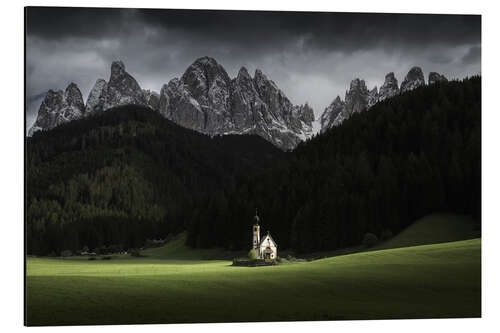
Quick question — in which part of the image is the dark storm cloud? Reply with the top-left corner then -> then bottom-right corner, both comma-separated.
28,8 -> 480,52
26,7 -> 130,38
25,7 -> 481,132
462,45 -> 481,64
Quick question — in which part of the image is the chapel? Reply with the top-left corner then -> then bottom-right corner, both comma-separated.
252,210 -> 278,260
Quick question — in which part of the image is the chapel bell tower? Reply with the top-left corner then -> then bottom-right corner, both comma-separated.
252,209 -> 261,250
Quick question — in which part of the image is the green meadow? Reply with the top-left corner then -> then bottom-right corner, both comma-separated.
372,214 -> 480,250
26,215 -> 481,326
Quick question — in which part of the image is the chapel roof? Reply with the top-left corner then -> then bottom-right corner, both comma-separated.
259,231 -> 277,247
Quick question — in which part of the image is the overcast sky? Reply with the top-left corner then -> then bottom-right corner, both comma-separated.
26,8 -> 481,131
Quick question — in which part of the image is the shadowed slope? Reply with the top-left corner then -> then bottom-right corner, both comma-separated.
142,233 -> 244,260
374,214 -> 480,250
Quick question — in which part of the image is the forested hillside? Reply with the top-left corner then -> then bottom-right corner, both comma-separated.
186,76 -> 481,252
26,106 -> 284,255
26,77 -> 481,255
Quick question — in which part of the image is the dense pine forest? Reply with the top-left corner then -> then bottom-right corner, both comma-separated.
26,76 -> 481,255
197,76 -> 481,252
26,106 -> 284,255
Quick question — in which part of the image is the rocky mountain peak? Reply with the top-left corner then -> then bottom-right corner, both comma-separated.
104,60 -> 147,110
320,76 -> 381,134
110,60 -> 126,79
385,72 -> 396,81
319,66 -> 442,134
85,79 -> 107,114
428,72 -> 448,85
29,57 -> 314,150
320,95 -> 346,133
181,57 -> 232,118
368,86 -> 379,108
192,56 -> 219,67
237,66 -> 252,81
254,68 -> 264,77
64,82 -> 85,108
349,78 -> 366,90
28,83 -> 85,136
400,66 -> 425,93
143,89 -> 160,111
253,69 -> 266,86
65,82 -> 78,91
345,78 -> 370,115
158,76 -> 205,132
235,67 -> 255,93
253,69 -> 279,92
379,72 -> 399,101
296,103 -> 315,125
183,57 -> 231,86
166,77 -> 180,88
159,58 -> 314,149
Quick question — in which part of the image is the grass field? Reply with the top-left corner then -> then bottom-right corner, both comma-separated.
373,214 -> 480,250
141,234 -> 245,260
288,213 -> 480,260
26,237 -> 481,326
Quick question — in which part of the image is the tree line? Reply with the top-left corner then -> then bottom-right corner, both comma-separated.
26,76 -> 481,255
186,76 -> 481,252
26,106 -> 283,255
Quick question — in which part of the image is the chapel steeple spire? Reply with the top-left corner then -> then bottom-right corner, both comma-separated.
254,208 -> 260,225
252,208 -> 261,249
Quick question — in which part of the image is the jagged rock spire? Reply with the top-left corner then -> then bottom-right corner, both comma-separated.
378,72 -> 399,101
85,79 -> 107,114
428,72 -> 448,85
28,83 -> 85,136
400,66 -> 425,93
110,60 -> 126,80
159,56 -> 314,150
29,57 -> 314,149
320,95 -> 346,133
104,60 -> 147,110
320,67 -> 429,133
345,78 -> 370,116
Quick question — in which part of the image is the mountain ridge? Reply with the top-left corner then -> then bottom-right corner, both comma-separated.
28,57 -> 314,150
319,67 -> 449,133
